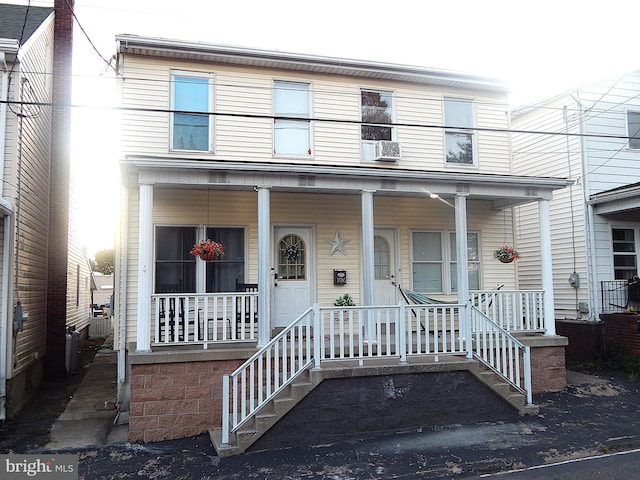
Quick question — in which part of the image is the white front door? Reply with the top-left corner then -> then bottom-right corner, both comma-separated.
373,228 -> 398,305
273,227 -> 313,329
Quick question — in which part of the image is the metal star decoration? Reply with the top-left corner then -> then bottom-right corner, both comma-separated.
327,229 -> 350,256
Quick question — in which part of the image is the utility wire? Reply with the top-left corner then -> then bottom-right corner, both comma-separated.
62,0 -> 116,72
2,97 -> 640,145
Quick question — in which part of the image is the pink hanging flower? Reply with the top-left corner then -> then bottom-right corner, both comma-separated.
190,239 -> 225,260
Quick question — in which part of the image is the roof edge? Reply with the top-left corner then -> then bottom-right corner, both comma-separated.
115,34 -> 510,92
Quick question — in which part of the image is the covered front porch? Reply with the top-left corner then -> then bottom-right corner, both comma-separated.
129,161 -> 569,353
121,160 -> 571,444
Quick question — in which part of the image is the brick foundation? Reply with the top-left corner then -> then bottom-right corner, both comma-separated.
600,313 -> 640,357
129,358 -> 243,443
556,320 -> 605,363
516,335 -> 568,394
529,345 -> 567,393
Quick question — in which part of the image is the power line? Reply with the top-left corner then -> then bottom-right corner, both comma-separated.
1,97 -> 638,144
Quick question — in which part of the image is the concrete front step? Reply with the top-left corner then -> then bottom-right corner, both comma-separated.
470,364 -> 539,416
211,356 -> 537,456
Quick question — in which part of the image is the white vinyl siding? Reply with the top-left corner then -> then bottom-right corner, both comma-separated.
119,57 -> 511,174
7,17 -> 54,374
512,95 -> 588,318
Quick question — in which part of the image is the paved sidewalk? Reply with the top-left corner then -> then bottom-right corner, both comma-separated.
45,346 -> 128,449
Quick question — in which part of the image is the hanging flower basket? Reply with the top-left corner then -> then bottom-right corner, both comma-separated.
190,239 -> 224,261
493,245 -> 520,263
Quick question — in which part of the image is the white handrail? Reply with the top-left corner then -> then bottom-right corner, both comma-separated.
221,302 -> 534,445
470,306 -> 532,405
221,306 -> 314,445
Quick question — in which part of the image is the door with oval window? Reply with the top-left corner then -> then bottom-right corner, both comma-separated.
273,227 -> 313,329
374,228 -> 398,305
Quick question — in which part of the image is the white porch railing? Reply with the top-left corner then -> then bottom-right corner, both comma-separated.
470,289 -> 544,332
151,292 -> 258,346
147,290 -> 544,349
470,306 -> 532,404
221,302 -> 533,445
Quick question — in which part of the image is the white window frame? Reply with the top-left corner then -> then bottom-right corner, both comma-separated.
626,109 -> 640,150
411,230 -> 481,294
154,225 -> 246,294
360,88 -> 395,161
169,70 -> 214,153
273,80 -> 312,158
443,97 -> 477,166
611,226 -> 638,280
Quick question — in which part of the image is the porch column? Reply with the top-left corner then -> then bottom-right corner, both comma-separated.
361,190 -> 375,342
257,186 -> 271,346
539,199 -> 556,336
361,190 -> 375,307
136,183 -> 153,352
455,194 -> 469,304
455,194 -> 472,358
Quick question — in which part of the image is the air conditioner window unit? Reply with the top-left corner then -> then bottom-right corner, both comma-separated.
373,141 -> 401,161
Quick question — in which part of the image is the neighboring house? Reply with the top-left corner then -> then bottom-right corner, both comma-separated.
0,2 -> 80,420
91,272 -> 114,312
512,72 -> 640,334
68,172 -> 97,337
0,3 -> 54,419
114,35 -> 572,450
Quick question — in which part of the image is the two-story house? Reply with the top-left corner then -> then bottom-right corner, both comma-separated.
0,3 -> 54,420
512,71 -> 640,360
114,35 -> 572,452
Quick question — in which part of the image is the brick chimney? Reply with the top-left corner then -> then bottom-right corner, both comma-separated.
44,0 -> 74,380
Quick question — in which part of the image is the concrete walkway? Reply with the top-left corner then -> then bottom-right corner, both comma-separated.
45,345 -> 128,449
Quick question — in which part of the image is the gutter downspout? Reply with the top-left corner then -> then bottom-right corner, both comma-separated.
0,51 -> 11,421
571,92 -> 599,321
117,186 -> 128,407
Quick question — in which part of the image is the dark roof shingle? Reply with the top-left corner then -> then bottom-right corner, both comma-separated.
0,3 -> 53,44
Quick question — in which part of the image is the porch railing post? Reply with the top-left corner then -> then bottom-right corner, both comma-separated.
523,345 -> 532,405
539,199 -> 556,336
221,374 -> 230,445
465,302 -> 473,359
398,303 -> 407,363
312,303 -> 322,369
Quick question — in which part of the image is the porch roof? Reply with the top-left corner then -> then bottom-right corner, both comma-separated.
589,182 -> 640,221
124,155 -> 573,209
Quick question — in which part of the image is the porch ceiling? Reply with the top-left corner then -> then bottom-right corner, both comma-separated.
125,156 -> 573,208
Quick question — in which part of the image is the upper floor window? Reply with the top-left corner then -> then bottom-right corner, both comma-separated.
444,98 -> 475,165
361,90 -> 393,141
274,81 -> 311,157
170,73 -> 213,152
627,111 -> 640,149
